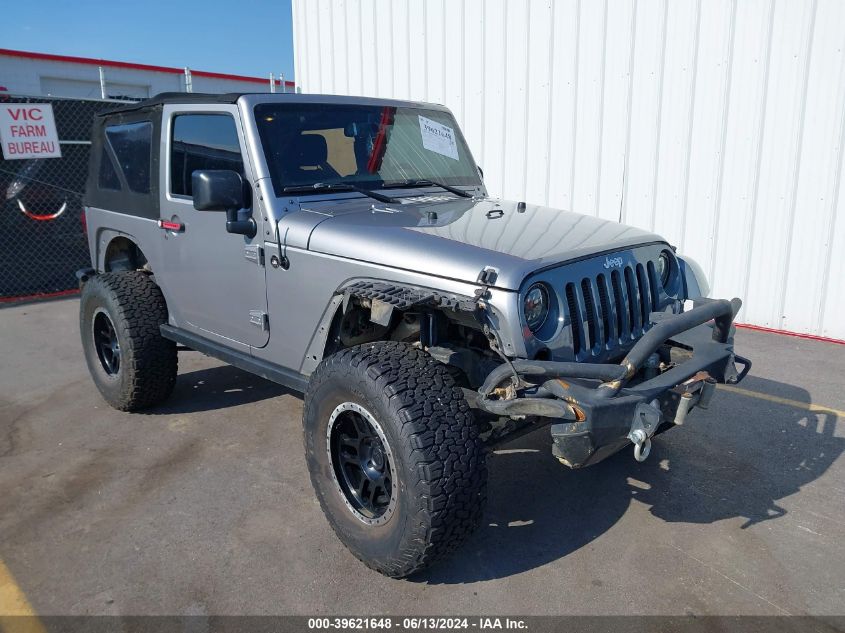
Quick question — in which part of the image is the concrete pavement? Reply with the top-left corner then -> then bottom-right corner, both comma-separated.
1,297 -> 843,616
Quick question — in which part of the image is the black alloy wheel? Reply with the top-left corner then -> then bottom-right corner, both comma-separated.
92,309 -> 121,376
327,402 -> 397,525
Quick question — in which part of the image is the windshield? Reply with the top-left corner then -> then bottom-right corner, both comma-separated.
253,103 -> 482,196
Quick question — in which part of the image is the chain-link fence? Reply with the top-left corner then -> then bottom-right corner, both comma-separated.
0,94 -> 133,301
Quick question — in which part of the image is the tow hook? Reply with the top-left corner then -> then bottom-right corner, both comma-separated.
629,429 -> 651,462
628,400 -> 663,462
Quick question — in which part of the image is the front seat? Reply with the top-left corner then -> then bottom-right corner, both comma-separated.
281,134 -> 340,182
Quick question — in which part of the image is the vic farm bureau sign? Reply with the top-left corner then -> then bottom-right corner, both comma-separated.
0,104 -> 62,160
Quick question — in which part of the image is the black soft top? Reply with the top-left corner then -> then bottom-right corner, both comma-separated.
86,92 -> 253,217
96,92 -> 245,116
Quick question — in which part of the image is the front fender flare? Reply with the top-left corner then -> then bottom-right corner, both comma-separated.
298,279 -> 480,376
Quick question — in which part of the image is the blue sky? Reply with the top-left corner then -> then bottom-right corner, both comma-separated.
3,0 -> 295,80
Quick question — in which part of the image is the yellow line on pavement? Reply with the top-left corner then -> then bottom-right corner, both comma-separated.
0,559 -> 35,616
719,384 -> 845,418
0,559 -> 45,633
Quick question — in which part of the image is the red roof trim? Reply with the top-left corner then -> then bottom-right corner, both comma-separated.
0,48 -> 294,87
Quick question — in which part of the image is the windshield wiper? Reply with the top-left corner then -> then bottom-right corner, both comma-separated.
282,182 -> 398,204
385,179 -> 474,198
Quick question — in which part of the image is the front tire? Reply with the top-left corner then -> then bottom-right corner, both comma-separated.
303,341 -> 487,578
80,272 -> 177,411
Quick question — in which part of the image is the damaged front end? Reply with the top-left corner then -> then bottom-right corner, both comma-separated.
476,298 -> 752,467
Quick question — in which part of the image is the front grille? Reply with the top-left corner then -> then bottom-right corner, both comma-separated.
566,262 -> 660,359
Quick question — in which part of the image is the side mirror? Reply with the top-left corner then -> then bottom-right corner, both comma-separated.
477,165 -> 484,180
191,170 -> 256,238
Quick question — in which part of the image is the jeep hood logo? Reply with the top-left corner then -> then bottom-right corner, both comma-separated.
603,256 -> 624,269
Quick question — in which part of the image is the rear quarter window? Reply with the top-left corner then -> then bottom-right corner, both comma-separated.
103,121 -> 152,194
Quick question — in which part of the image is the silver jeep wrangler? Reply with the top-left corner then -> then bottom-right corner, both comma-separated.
78,92 -> 750,577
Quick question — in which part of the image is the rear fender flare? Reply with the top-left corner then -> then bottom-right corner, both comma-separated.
96,230 -> 145,272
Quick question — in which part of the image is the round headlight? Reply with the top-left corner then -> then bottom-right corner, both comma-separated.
656,251 -> 671,286
524,283 -> 550,333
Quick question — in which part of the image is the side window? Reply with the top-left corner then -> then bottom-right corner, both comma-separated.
170,113 -> 244,197
104,121 -> 152,193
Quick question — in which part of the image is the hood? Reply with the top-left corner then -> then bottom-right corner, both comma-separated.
300,195 -> 664,290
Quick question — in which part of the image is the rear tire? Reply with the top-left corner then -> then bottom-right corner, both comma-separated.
80,272 -> 177,411
303,341 -> 487,578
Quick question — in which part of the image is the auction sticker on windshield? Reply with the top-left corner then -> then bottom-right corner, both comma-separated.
419,115 -> 459,160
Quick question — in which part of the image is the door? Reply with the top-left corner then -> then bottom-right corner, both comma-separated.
159,105 -> 269,348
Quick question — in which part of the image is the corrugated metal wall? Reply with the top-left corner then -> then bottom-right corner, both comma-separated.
292,0 -> 845,339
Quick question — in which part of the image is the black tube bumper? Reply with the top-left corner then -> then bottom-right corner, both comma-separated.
476,298 -> 751,468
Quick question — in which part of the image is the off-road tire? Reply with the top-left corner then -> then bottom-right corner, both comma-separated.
80,272 -> 177,411
303,341 -> 487,578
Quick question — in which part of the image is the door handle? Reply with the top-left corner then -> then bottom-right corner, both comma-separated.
158,219 -> 184,232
